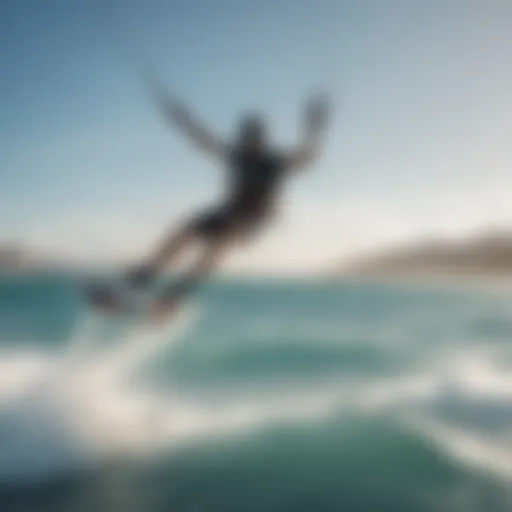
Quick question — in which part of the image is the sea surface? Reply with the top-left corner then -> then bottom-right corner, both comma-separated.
1,273 -> 512,511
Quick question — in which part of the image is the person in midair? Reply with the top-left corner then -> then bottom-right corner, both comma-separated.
88,88 -> 332,320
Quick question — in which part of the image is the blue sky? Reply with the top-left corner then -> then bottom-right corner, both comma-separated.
3,0 -> 512,272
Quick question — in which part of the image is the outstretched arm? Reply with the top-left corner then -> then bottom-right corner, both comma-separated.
286,93 -> 331,172
155,90 -> 226,159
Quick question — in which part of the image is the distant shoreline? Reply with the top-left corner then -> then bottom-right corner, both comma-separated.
2,265 -> 512,296
333,269 -> 512,294
332,229 -> 512,293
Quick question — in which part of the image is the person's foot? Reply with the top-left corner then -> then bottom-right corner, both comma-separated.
85,282 -> 125,315
125,265 -> 156,289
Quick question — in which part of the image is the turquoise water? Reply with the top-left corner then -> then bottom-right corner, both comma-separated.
1,274 -> 512,511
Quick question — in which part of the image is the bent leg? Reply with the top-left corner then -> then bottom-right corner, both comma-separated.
147,222 -> 195,271
127,205 -> 231,287
127,221 -> 196,287
150,233 -> 233,320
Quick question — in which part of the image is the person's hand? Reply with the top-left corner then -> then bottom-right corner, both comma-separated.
305,92 -> 331,131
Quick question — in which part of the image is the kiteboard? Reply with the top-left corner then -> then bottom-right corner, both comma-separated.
84,279 -> 179,324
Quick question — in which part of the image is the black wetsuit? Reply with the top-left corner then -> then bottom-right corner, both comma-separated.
191,147 -> 289,239
86,147 -> 291,308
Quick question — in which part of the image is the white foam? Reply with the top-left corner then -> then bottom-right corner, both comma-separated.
0,306 -> 355,484
412,419 -> 512,480
3,306 -> 512,487
354,349 -> 512,480
0,352 -> 56,406
0,307 -> 199,484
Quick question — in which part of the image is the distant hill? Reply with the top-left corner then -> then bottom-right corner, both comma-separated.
339,230 -> 512,278
0,244 -> 61,272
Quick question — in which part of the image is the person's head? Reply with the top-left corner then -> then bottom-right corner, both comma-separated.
236,114 -> 267,151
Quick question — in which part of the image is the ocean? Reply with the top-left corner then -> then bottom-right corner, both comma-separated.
1,273 -> 512,511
